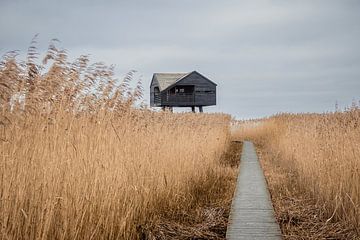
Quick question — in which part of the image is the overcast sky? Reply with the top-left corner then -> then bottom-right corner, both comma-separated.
1,0 -> 359,119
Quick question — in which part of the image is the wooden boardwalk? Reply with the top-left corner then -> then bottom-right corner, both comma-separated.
226,141 -> 282,240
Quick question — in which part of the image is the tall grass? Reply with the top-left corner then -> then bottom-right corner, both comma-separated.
0,40 -> 233,239
233,109 -> 360,234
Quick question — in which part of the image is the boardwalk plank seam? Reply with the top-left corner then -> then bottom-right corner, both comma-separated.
226,141 -> 282,240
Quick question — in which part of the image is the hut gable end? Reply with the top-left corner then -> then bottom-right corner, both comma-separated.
150,75 -> 158,88
168,71 -> 216,91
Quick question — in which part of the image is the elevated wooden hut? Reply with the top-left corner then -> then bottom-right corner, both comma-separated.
150,71 -> 216,112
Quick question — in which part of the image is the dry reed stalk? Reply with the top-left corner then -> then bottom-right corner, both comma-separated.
0,40 -> 236,239
232,110 -> 360,238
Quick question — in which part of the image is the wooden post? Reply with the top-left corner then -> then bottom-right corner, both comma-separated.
191,106 -> 195,113
199,106 -> 203,113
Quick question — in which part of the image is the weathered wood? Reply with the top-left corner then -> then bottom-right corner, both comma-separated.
226,141 -> 282,240
150,71 -> 216,108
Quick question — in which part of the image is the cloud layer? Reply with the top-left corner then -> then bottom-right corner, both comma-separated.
1,0 -> 359,118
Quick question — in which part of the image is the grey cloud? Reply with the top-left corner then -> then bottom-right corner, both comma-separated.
1,0 -> 360,119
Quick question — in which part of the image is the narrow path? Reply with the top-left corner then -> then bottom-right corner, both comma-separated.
226,141 -> 282,240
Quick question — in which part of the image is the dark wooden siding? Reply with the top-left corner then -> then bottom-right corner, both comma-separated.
161,92 -> 195,106
151,71 -> 216,107
194,92 -> 216,106
175,72 -> 215,88
150,78 -> 161,107
176,72 -> 216,106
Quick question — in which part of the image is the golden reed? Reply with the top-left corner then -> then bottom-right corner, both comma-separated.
233,109 -> 360,234
0,40 -> 232,239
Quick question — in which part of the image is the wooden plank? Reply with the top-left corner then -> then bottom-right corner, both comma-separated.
226,141 -> 282,240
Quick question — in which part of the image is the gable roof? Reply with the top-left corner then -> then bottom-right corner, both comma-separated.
151,71 -> 217,92
152,72 -> 189,91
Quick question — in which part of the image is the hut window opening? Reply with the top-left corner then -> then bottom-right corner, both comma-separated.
170,85 -> 194,95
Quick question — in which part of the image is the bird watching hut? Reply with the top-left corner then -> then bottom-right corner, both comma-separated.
150,71 -> 216,112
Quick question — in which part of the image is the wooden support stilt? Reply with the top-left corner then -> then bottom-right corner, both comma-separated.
199,106 -> 203,113
191,106 -> 195,113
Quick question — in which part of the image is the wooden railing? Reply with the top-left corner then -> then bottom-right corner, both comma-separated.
162,93 -> 195,105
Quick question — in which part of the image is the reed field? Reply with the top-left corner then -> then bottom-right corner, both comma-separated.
0,41 -> 238,239
233,109 -> 360,238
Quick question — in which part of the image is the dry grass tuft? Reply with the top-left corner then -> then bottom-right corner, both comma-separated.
146,141 -> 242,239
258,147 -> 358,239
0,40 -> 238,239
233,110 -> 360,239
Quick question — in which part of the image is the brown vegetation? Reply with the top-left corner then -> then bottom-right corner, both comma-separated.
233,110 -> 360,239
0,40 -> 238,239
